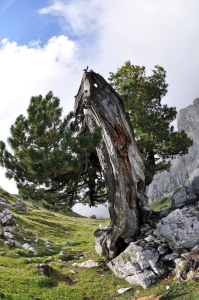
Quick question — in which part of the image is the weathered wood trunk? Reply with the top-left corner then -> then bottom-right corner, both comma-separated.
74,70 -> 151,259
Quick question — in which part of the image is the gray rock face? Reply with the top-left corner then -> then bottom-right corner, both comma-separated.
107,242 -> 163,289
147,98 -> 199,203
171,176 -> 199,209
154,207 -> 199,249
0,198 -> 15,226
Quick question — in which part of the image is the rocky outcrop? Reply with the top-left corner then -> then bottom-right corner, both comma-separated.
154,204 -> 199,249
12,199 -> 28,214
106,199 -> 199,289
171,175 -> 199,209
147,98 -> 199,203
0,197 -> 16,225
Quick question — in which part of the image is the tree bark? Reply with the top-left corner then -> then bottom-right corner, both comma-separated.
74,70 -> 151,259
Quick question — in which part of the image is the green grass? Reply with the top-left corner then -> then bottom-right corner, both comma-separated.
1,188 -> 199,299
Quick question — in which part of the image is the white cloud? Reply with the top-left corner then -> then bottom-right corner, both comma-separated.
0,35 -> 82,193
38,0 -> 102,35
38,0 -> 199,112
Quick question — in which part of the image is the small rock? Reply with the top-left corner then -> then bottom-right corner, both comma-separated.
69,270 -> 76,274
191,245 -> 199,251
0,252 -> 6,256
13,254 -> 19,258
117,287 -> 132,294
157,246 -> 168,255
4,232 -> 14,239
76,259 -> 100,268
144,235 -> 155,242
14,241 -> 22,248
99,224 -> 108,230
166,286 -> 170,290
65,241 -> 74,246
163,253 -> 179,261
59,251 -> 70,257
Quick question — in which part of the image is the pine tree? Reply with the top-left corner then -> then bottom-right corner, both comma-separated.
108,61 -> 193,185
0,92 -> 105,210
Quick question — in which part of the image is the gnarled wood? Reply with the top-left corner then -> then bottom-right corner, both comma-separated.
74,70 -> 151,258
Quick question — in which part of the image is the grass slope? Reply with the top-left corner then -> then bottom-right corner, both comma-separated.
0,188 -> 199,300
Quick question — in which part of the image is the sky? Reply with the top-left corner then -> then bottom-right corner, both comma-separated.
0,0 -> 199,218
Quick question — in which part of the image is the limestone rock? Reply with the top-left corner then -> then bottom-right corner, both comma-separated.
99,224 -> 108,230
4,232 -> 14,239
76,259 -> 100,268
15,199 -> 28,214
65,241 -> 74,246
107,242 -> 163,289
22,243 -> 38,255
117,287 -> 132,294
171,176 -> 199,209
147,98 -> 199,203
154,208 -> 199,249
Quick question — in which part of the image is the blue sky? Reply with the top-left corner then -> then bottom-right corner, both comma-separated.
0,0 -> 199,217
0,0 -> 61,46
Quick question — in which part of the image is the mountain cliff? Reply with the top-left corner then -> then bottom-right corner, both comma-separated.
147,98 -> 199,203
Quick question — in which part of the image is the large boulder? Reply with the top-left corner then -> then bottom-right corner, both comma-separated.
154,206 -> 199,249
171,175 -> 199,209
107,241 -> 163,289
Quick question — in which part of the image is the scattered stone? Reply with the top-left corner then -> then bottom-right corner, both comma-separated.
69,270 -> 76,274
76,259 -> 100,268
0,229 -> 3,236
0,252 -> 5,256
4,232 -> 14,239
14,241 -> 22,248
166,286 -> 170,290
65,241 -> 74,246
22,243 -> 38,255
13,254 -> 19,258
59,251 -> 70,257
117,287 -> 132,294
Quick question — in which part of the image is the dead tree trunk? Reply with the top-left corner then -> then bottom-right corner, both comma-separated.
74,70 -> 151,259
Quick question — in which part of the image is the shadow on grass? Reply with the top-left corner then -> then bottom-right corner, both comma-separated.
45,268 -> 77,287
162,292 -> 189,300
